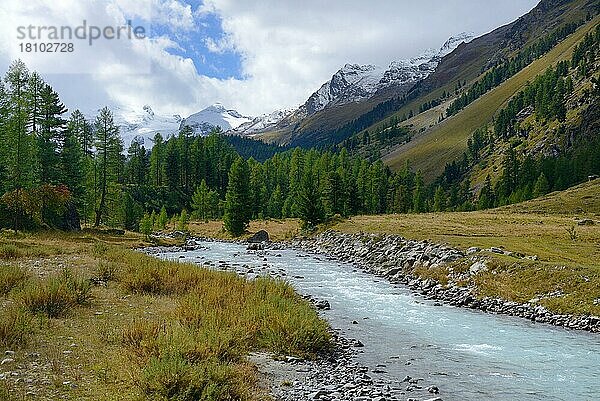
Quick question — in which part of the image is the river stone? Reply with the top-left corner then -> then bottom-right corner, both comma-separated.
466,246 -> 480,255
469,261 -> 487,275
314,299 -> 331,310
248,230 -> 270,243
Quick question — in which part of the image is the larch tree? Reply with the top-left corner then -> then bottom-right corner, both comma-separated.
223,157 -> 251,236
38,83 -> 67,184
297,168 -> 324,229
149,133 -> 165,187
93,107 -> 122,227
191,179 -> 212,222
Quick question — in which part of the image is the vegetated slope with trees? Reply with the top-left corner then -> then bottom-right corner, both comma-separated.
381,15 -> 599,180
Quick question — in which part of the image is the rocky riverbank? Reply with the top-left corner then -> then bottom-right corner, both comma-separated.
291,230 -> 600,333
250,331 -> 443,401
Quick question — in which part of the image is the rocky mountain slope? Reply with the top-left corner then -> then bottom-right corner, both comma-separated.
379,6 -> 599,181
250,33 -> 474,145
352,0 -> 598,179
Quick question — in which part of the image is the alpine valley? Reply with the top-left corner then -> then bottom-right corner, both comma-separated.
0,1 -> 599,400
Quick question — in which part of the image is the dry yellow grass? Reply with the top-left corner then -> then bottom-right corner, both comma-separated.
332,212 -> 599,268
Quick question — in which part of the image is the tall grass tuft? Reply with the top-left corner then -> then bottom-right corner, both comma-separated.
0,304 -> 32,348
0,264 -> 29,295
95,261 -> 119,282
20,268 -> 92,317
140,354 -> 252,401
0,244 -> 22,259
122,319 -> 165,358
113,247 -> 331,399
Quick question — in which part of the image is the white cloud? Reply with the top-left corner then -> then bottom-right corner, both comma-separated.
0,0 -> 538,119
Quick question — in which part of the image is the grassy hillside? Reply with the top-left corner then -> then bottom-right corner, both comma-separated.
382,16 -> 599,180
498,178 -> 600,215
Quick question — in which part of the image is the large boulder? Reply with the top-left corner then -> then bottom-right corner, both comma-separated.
247,230 -> 270,243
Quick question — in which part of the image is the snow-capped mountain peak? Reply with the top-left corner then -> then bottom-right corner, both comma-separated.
142,104 -> 155,118
231,108 -> 295,135
300,32 -> 474,116
438,32 -> 475,58
305,63 -> 385,114
179,103 -> 253,135
83,104 -> 181,149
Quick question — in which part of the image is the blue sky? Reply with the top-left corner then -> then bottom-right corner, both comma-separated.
148,1 -> 244,80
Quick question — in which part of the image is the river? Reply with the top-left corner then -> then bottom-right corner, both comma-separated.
155,241 -> 600,401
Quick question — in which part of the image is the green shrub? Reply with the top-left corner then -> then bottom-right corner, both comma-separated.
0,264 -> 29,295
0,304 -> 32,347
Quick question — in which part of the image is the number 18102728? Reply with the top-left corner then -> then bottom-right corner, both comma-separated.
19,42 -> 74,52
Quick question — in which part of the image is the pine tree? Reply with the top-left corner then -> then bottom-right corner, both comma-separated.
412,171 -> 425,213
38,83 -> 67,184
126,137 -> 147,186
267,184 -> 284,218
533,172 -> 549,198
177,209 -> 189,231
322,169 -> 342,216
68,110 -> 93,156
122,192 -> 143,231
93,107 -> 122,227
497,147 -> 519,203
433,186 -> 447,212
297,169 -> 324,229
2,61 -> 39,231
164,137 -> 180,192
178,126 -> 193,194
157,206 -> 168,230
149,133 -> 165,187
4,60 -> 38,191
191,179 -> 212,222
478,175 -> 495,210
26,72 -> 44,136
139,213 -> 153,239
223,157 -> 251,236
60,124 -> 85,207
